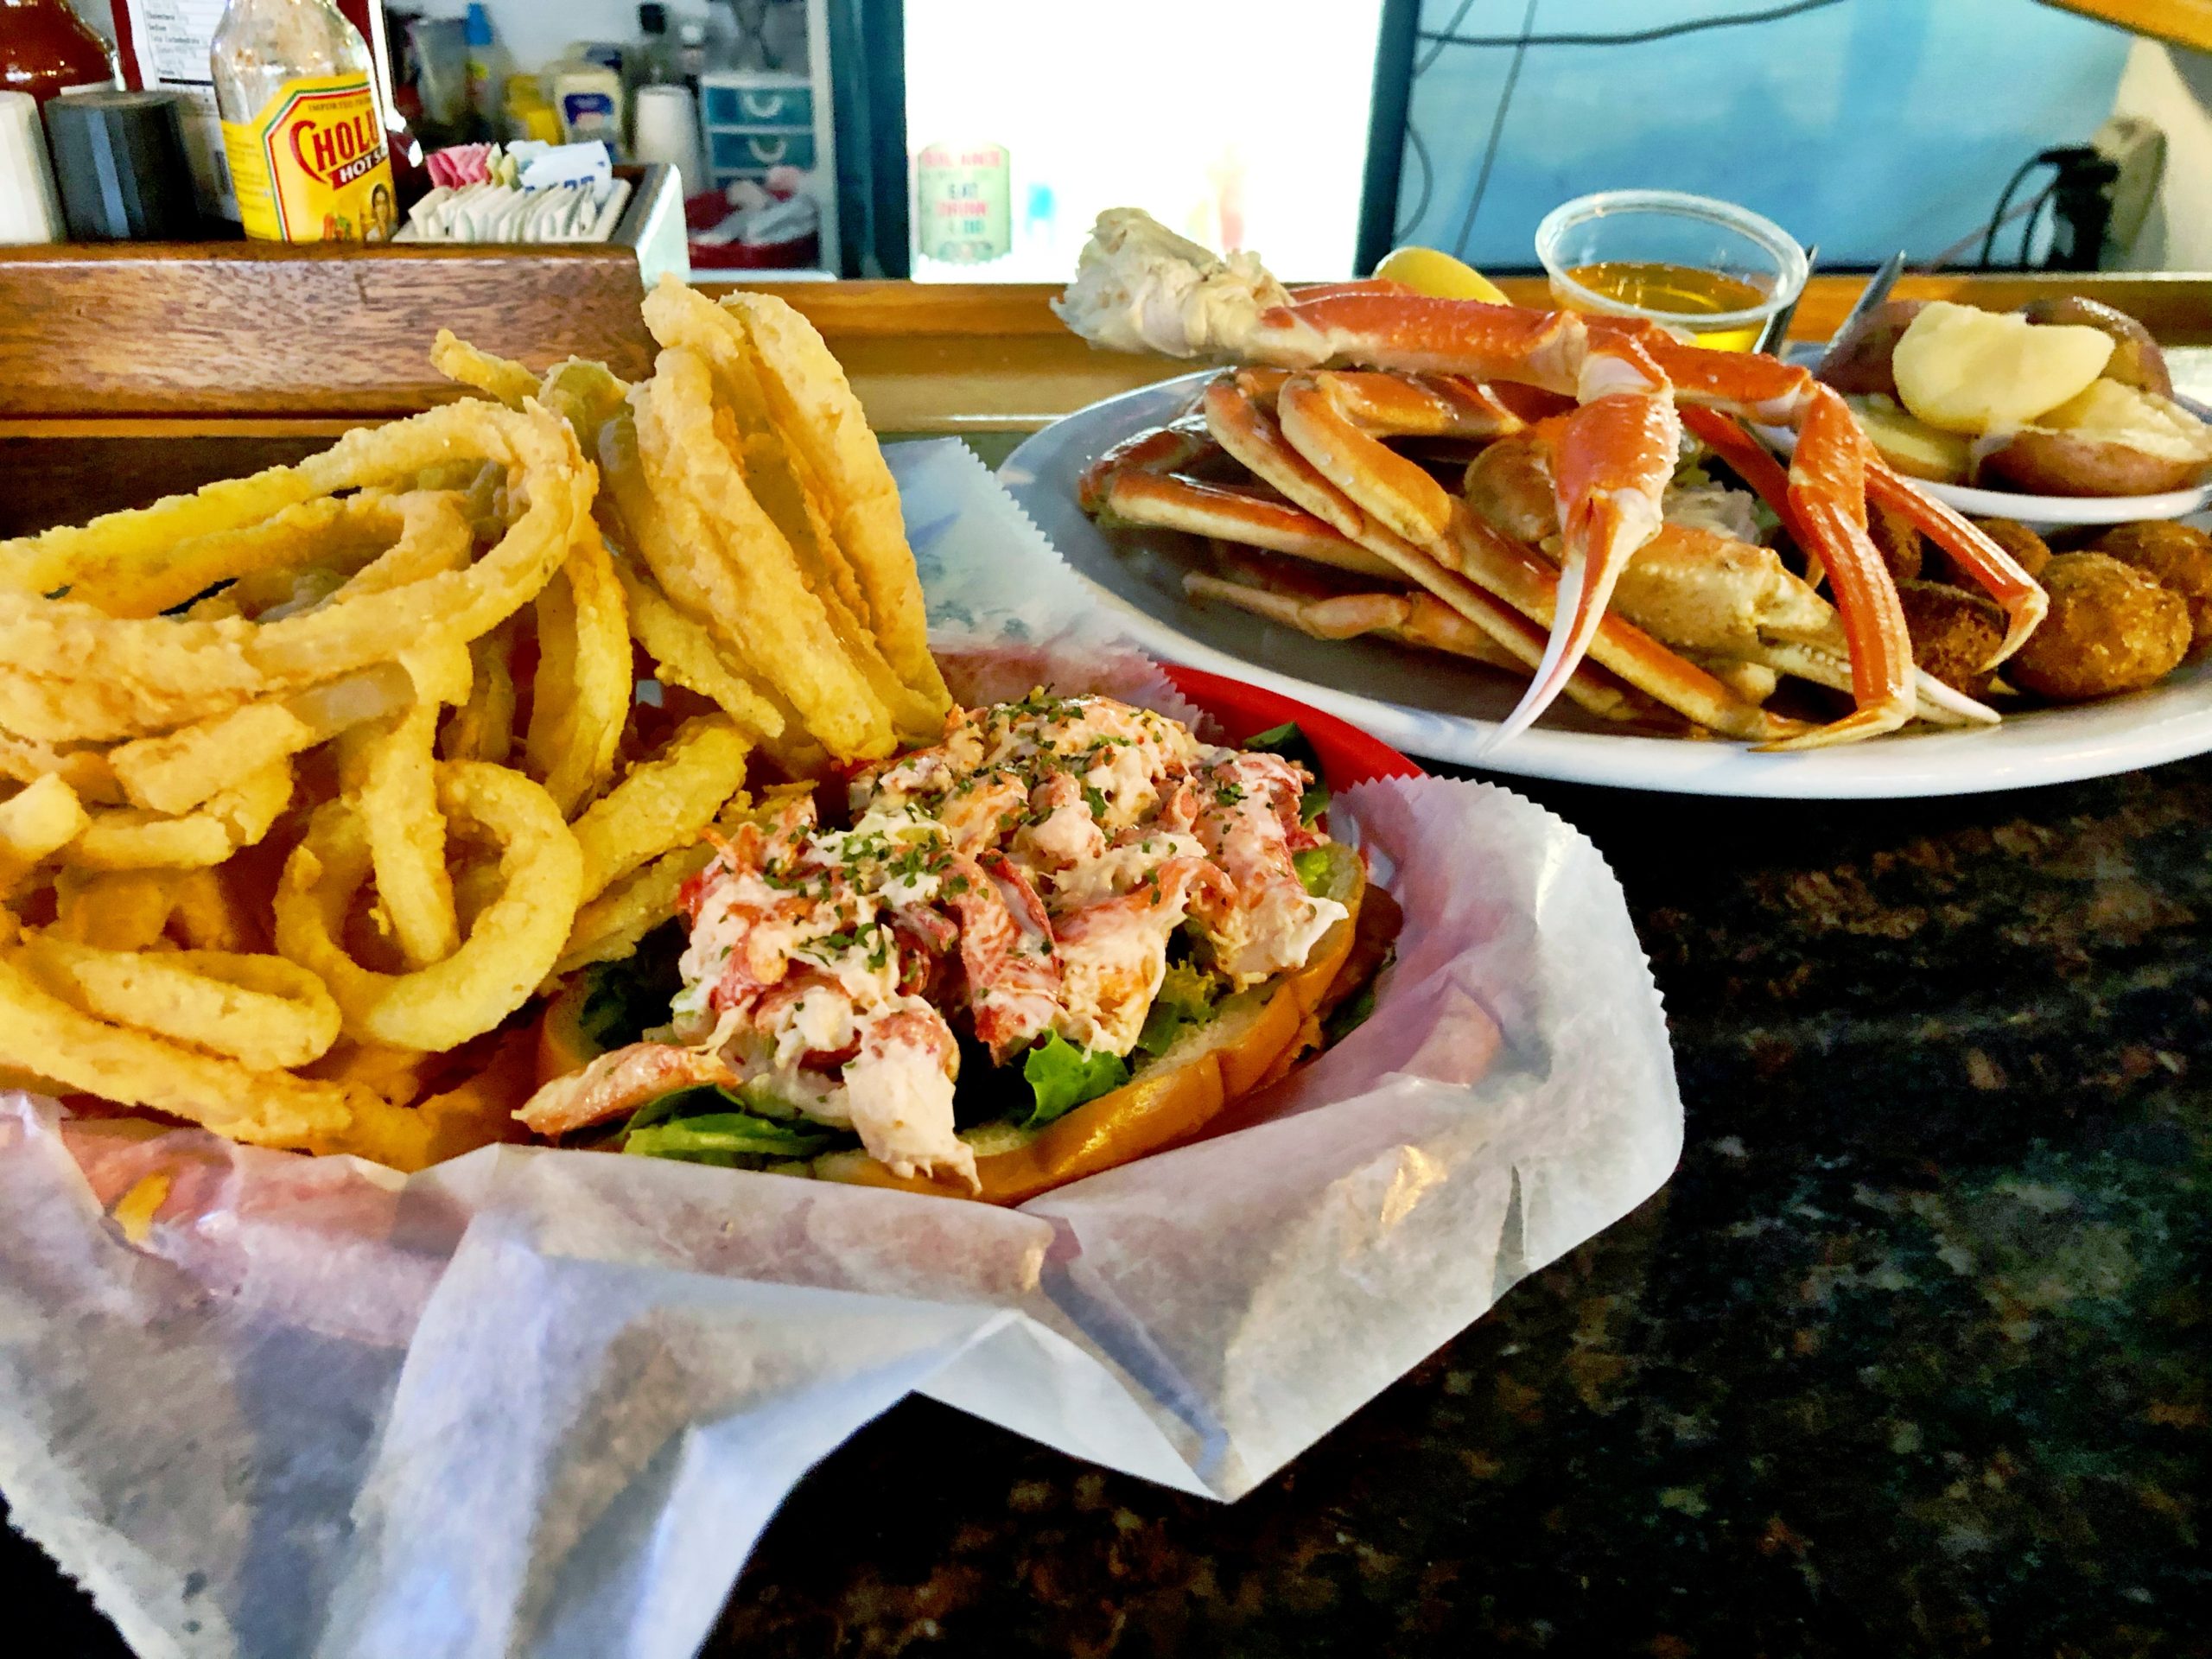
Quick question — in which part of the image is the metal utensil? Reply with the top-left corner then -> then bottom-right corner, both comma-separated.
1814,250 -> 1906,365
1751,240 -> 1818,356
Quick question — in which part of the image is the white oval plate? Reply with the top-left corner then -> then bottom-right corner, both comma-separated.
1755,422 -> 2212,527
998,372 -> 2212,798
1763,346 -> 2212,526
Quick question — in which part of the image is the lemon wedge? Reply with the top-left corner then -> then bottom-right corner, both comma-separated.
1373,245 -> 1511,304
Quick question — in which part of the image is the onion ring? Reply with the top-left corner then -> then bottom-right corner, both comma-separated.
51,868 -> 181,950
70,758 -> 293,871
349,642 -> 474,969
626,359 -> 893,760
431,329 -> 542,407
0,772 -> 88,893
549,840 -> 716,981
644,280 -> 949,722
19,933 -> 341,1070
0,402 -> 585,741
0,949 -> 359,1146
0,726 -> 118,804
0,461 -> 327,613
607,556 -> 780,740
274,760 -> 582,1051
524,520 -> 632,817
442,618 -> 521,765
108,662 -> 414,816
569,713 -> 750,902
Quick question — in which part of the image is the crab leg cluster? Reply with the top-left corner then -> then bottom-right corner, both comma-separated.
1067,242 -> 2052,748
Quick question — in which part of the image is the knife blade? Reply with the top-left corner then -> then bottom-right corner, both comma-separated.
1753,241 -> 1818,356
1817,250 -> 1906,365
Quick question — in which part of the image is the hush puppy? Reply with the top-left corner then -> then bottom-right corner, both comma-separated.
2093,520 -> 2212,652
2008,552 -> 2191,702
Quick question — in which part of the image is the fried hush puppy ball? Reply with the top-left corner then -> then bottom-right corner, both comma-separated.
1894,579 -> 2003,695
1973,518 -> 2053,581
1866,499 -> 1922,582
2093,519 -> 2212,652
2008,552 -> 2191,702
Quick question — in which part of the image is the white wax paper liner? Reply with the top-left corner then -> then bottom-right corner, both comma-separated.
0,440 -> 1681,1659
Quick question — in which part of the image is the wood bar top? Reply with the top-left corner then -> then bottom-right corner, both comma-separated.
3,262 -> 2209,531
0,243 -> 656,420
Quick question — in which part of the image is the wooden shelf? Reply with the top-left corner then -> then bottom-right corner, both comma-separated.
6,263 -> 2212,532
2037,0 -> 2212,51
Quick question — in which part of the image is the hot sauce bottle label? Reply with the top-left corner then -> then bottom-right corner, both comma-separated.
220,73 -> 396,243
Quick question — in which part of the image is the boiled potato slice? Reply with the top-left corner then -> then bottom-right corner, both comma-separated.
2018,296 -> 2172,398
1845,393 -> 1972,484
1891,301 -> 2113,435
1982,379 -> 2212,498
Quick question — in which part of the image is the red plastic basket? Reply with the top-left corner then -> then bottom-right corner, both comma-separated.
1164,664 -> 1422,793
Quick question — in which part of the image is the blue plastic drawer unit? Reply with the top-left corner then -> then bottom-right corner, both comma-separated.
710,129 -> 817,173
702,83 -> 812,129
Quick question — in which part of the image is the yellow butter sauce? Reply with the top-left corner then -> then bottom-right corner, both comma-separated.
1563,261 -> 1772,353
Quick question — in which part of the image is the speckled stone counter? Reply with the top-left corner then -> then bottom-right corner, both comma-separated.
9,757 -> 2208,1656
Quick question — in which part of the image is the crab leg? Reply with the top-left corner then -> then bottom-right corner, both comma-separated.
1514,342 -> 1681,746
1864,461 -> 2047,665
1758,385 -> 1916,747
1077,412 -> 1217,514
1203,378 -> 1639,723
1182,573 -> 1517,667
1092,469 -> 1401,578
1270,372 -> 1799,743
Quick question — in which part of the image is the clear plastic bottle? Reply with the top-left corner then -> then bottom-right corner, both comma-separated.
462,3 -> 509,128
211,0 -> 394,241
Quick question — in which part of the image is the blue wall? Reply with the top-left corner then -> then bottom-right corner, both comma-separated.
1395,0 -> 2133,270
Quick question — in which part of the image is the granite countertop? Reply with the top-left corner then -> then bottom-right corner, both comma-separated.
8,758 -> 2207,1656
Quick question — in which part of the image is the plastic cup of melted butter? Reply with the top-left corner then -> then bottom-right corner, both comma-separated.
1535,189 -> 1808,353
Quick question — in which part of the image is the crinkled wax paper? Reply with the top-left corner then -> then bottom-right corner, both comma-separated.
0,439 -> 1681,1659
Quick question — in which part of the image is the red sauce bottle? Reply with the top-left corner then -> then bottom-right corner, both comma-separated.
0,0 -> 117,106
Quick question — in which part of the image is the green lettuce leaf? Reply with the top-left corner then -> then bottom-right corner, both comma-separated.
622,1084 -> 840,1165
1135,958 -> 1224,1057
1244,721 -> 1331,825
1021,1032 -> 1129,1129
1292,847 -> 1333,895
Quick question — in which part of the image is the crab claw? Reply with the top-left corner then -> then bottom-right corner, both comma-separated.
1755,387 -> 1916,750
1487,385 -> 1680,748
